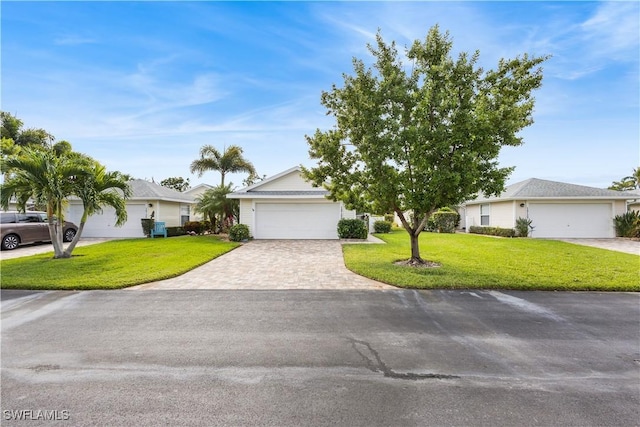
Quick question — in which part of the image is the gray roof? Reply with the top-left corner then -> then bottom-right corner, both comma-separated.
129,179 -> 195,203
245,191 -> 328,196
468,178 -> 634,204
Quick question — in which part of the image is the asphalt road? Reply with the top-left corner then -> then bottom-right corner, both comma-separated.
1,289 -> 638,426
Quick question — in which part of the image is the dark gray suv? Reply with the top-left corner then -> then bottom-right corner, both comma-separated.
0,211 -> 78,250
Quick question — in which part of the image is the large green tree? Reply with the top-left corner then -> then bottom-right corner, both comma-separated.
303,26 -> 548,263
190,145 -> 256,187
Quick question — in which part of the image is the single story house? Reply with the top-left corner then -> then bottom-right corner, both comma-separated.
624,190 -> 640,212
227,166 -> 355,239
65,179 -> 196,238
463,178 -> 633,238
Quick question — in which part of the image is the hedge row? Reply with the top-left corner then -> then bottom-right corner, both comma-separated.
468,225 -> 516,238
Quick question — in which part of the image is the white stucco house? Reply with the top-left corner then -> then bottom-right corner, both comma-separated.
463,178 -> 633,238
65,179 -> 196,238
227,166 -> 356,239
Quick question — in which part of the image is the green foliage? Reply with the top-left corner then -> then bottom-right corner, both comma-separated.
608,167 -> 639,191
190,144 -> 256,187
166,227 -> 186,237
229,224 -> 251,241
302,25 -> 548,261
183,221 -> 209,235
193,184 -> 239,233
469,225 -> 516,238
373,220 -> 392,233
1,111 -> 53,148
338,219 -> 368,239
515,217 -> 533,237
0,236 -> 239,290
141,218 -> 154,237
384,213 -> 394,223
342,231 -> 639,291
428,207 -> 460,233
613,211 -> 640,238
160,177 -> 190,192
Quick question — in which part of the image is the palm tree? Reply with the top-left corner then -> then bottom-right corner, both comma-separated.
193,184 -> 239,233
190,145 -> 256,186
0,147 -> 88,258
64,162 -> 131,256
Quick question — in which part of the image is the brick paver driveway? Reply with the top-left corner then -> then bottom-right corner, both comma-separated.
130,240 -> 394,290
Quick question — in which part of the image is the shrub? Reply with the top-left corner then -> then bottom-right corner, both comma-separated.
337,219 -> 368,239
515,217 -> 533,237
426,207 -> 460,233
229,224 -> 250,242
384,213 -> 394,223
614,211 -> 640,238
373,220 -> 392,233
469,225 -> 516,238
140,218 -> 154,237
183,221 -> 207,235
166,227 -> 186,237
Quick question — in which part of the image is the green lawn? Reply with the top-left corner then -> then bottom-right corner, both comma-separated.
0,236 -> 239,290
343,231 -> 640,291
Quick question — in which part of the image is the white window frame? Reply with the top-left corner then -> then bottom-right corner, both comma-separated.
480,204 -> 490,226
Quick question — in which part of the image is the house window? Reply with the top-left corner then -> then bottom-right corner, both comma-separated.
480,204 -> 490,226
180,204 -> 190,226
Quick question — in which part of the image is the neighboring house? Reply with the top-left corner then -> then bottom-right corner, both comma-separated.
227,166 -> 356,239
623,190 -> 640,212
65,179 -> 196,238
463,178 -> 633,238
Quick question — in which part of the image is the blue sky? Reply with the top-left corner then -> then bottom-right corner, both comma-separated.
2,1 -> 638,189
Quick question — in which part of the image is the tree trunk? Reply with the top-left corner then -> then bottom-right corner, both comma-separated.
410,231 -> 421,262
63,212 -> 87,257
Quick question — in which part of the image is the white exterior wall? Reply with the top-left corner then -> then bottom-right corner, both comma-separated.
239,199 -> 254,235
155,201 -> 182,227
256,171 -> 318,191
489,201 -> 516,228
465,204 -> 480,230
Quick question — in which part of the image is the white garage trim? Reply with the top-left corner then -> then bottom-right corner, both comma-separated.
254,202 -> 341,239
528,203 -> 614,238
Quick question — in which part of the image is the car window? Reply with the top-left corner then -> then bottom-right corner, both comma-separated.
18,213 -> 43,223
0,213 -> 17,224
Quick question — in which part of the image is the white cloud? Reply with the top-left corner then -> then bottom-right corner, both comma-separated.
581,1 -> 639,59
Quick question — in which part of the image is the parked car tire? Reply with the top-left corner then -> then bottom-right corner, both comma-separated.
63,228 -> 76,242
2,234 -> 20,250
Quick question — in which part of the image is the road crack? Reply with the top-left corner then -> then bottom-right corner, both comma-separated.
347,338 -> 459,380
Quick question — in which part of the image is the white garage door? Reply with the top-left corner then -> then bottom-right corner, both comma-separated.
67,204 -> 147,238
528,203 -> 613,238
254,203 -> 340,239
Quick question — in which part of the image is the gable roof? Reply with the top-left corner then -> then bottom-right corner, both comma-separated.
228,166 -> 329,199
466,178 -> 634,204
127,179 -> 195,203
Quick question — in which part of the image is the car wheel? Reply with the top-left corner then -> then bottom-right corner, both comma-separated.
63,228 -> 77,242
2,234 -> 20,250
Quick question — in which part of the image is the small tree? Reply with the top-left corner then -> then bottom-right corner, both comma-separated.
303,26 -> 547,264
